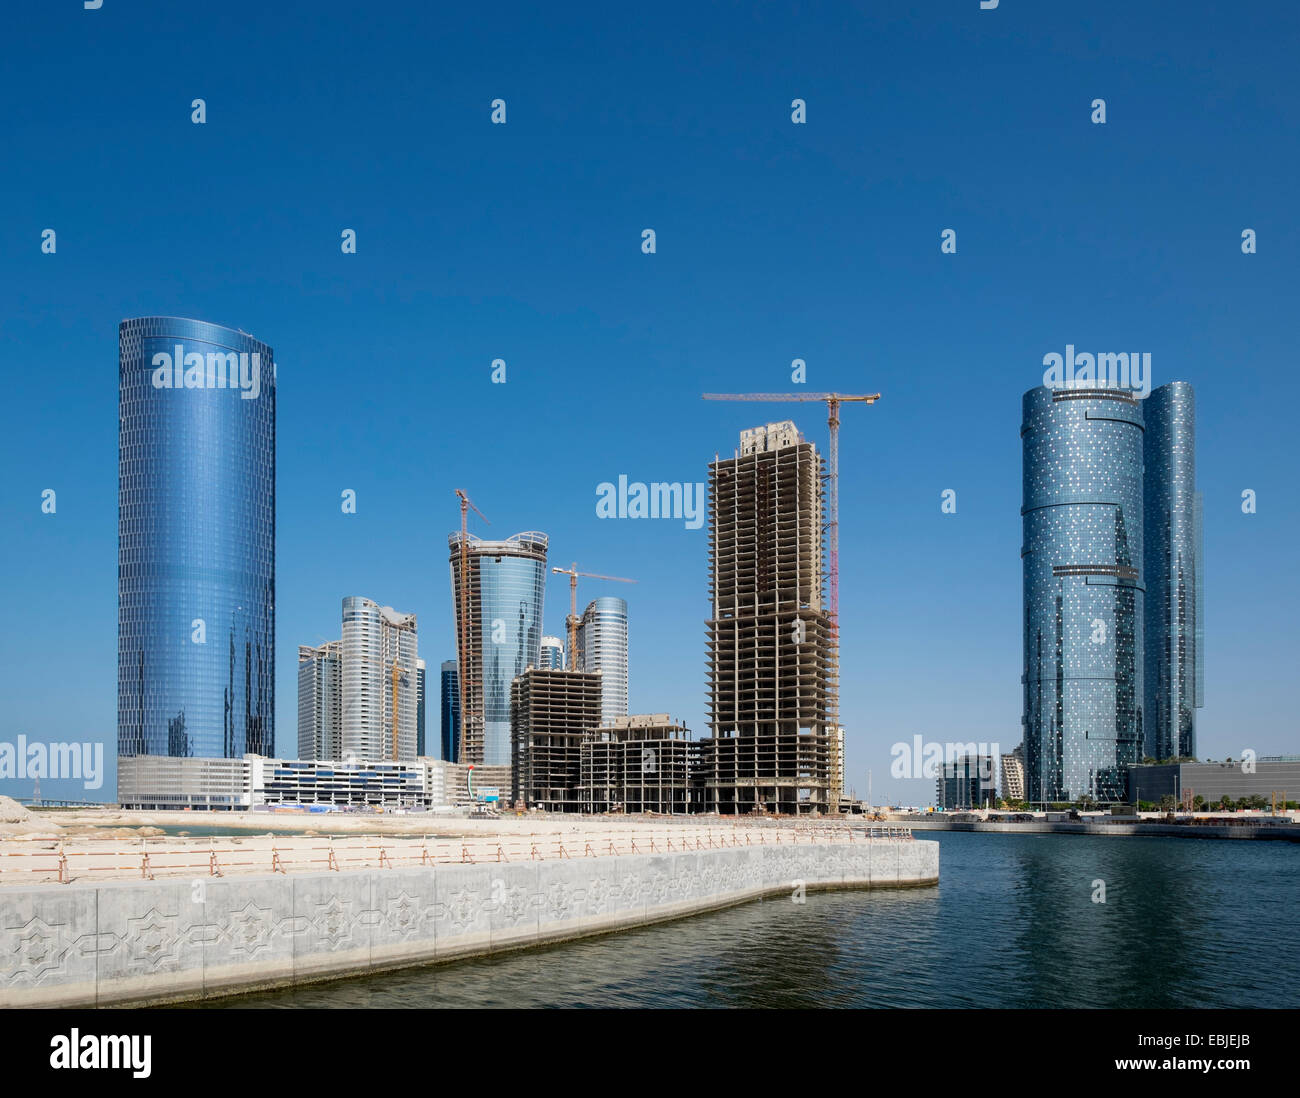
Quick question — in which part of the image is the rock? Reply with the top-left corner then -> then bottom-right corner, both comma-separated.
0,795 -> 35,824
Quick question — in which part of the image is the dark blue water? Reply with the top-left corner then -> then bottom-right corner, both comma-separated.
211,832 -> 1300,1008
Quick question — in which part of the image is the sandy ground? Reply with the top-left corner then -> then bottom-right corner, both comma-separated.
0,805 -> 894,885
8,804 -> 835,839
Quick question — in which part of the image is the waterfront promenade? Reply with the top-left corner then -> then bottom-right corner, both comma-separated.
0,823 -> 937,1007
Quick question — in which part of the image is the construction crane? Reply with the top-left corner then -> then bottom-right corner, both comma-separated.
390,662 -> 408,762
701,390 -> 881,811
329,646 -> 413,762
454,490 -> 490,764
550,562 -> 636,670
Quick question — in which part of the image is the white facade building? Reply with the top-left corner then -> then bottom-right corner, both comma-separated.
577,596 -> 628,726
338,596 -> 420,762
1001,744 -> 1026,802
298,640 -> 343,760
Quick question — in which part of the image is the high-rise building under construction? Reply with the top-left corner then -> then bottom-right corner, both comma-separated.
448,531 -> 548,766
698,421 -> 835,814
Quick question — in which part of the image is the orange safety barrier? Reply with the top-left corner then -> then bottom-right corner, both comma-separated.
0,824 -> 914,884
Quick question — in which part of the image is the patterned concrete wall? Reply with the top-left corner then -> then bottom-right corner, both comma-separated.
0,839 -> 937,1007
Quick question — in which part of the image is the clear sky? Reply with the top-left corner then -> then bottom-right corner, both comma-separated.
1,1 -> 1297,804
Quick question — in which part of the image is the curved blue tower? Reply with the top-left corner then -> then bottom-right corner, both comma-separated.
1021,386 -> 1144,803
118,317 -> 276,759
1143,381 -> 1203,761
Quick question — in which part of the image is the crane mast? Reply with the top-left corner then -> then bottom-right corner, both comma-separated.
701,390 -> 880,811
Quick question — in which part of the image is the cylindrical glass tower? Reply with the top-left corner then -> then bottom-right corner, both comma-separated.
1021,386 -> 1143,803
118,317 -> 275,759
1143,381 -> 1203,762
578,596 -> 629,725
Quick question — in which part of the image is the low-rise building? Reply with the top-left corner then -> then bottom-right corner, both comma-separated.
936,755 -> 997,810
117,755 -> 252,811
580,714 -> 695,814
1127,758 -> 1300,807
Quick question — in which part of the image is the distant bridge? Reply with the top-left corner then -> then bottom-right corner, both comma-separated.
10,798 -> 111,809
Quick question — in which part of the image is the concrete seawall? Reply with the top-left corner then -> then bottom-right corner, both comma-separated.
0,838 -> 937,1007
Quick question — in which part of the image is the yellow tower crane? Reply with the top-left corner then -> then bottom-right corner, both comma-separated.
701,390 -> 881,812
453,490 -> 490,763
550,563 -> 636,670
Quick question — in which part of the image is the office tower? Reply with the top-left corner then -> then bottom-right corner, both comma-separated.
118,317 -> 275,759
540,635 -> 566,671
576,596 -> 629,724
440,660 -> 460,762
416,658 -> 427,756
936,755 -> 997,810
509,668 -> 601,810
448,531 -> 548,766
340,597 -> 419,762
297,641 -> 342,760
1000,744 -> 1026,802
698,421 -> 834,814
1143,382 -> 1203,761
1021,386 -> 1144,803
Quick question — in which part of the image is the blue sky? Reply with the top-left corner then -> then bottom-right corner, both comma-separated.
1,1 -> 1297,804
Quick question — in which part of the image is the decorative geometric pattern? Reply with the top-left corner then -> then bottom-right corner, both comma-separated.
0,841 -> 935,1004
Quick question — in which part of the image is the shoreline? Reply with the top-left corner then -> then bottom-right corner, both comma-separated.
0,836 -> 939,1008
899,817 -> 1300,841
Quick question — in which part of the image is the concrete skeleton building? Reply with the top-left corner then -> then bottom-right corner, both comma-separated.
698,421 -> 836,814
580,714 -> 695,815
297,598 -> 420,764
510,668 -> 601,811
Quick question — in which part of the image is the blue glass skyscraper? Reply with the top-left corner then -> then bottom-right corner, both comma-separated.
448,532 -> 548,766
1143,382 -> 1203,761
1021,386 -> 1144,803
440,660 -> 460,762
118,317 -> 275,759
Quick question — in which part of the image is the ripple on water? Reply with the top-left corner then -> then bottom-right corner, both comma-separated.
199,833 -> 1299,1009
